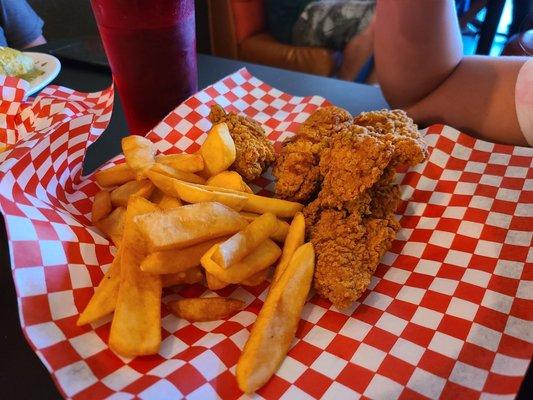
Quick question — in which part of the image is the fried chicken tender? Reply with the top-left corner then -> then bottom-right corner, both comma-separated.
311,209 -> 399,309
275,106 -> 427,309
273,106 -> 352,201
354,109 -> 428,166
209,104 -> 275,181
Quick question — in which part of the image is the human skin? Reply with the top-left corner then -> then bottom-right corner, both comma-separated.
374,0 -> 529,146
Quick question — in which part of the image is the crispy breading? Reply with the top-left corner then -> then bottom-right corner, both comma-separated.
209,104 -> 275,181
272,136 -> 324,202
297,106 -> 353,142
273,106 -> 352,202
276,106 -> 427,309
310,209 -> 399,309
354,109 -> 428,166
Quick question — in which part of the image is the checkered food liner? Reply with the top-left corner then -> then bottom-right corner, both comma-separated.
0,69 -> 532,400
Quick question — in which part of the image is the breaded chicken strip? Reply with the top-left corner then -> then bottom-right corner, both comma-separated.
273,106 -> 352,201
277,107 -> 427,309
310,209 -> 399,309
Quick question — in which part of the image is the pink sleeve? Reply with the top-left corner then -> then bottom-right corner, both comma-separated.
515,59 -> 533,146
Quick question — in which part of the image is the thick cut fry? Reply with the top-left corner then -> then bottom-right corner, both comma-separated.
242,193 -> 303,218
201,239 -> 281,283
155,153 -> 204,173
236,243 -> 315,393
110,179 -> 154,207
167,298 -> 244,322
157,195 -> 182,211
91,190 -> 112,223
207,171 -> 251,193
185,183 -> 303,218
77,249 -> 122,325
162,267 -> 203,288
271,219 -> 290,243
212,213 -> 278,269
242,268 -> 269,286
109,197 -> 162,357
121,135 -> 156,178
145,171 -> 246,210
141,237 -> 226,274
95,206 -> 126,246
239,212 -> 290,243
95,163 -> 136,188
201,122 -> 236,176
205,272 -> 230,290
239,212 -> 263,222
172,180 -> 247,211
150,162 -> 205,184
135,202 -> 247,251
272,213 -> 305,283
207,268 -> 269,289
144,169 -> 179,197
150,188 -> 165,204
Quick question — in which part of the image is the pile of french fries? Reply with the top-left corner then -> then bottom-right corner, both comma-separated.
80,122 -> 315,393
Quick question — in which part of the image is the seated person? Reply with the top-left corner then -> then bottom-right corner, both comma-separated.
0,0 -> 46,49
266,0 -> 376,82
375,0 -> 531,147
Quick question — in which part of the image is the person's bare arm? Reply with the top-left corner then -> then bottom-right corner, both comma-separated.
375,0 -> 528,146
22,35 -> 46,49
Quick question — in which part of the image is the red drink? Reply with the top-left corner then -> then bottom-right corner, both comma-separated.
90,0 -> 197,134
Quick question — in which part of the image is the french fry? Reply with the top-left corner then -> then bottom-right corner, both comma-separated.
212,213 -> 278,269
157,195 -> 182,211
167,297 -> 244,322
135,202 -> 248,251
209,265 -> 269,290
242,193 -> 303,218
109,197 -> 162,357
77,249 -> 122,326
94,163 -> 135,187
201,123 -> 236,176
205,272 -> 230,290
121,135 -> 156,178
172,180 -> 247,211
110,179 -> 154,207
91,190 -> 112,223
141,237 -> 226,274
271,219 -> 290,243
162,267 -> 203,288
242,268 -> 269,286
207,171 -> 251,193
95,206 -> 126,246
150,162 -> 205,184
145,170 -> 246,210
184,182 -> 303,218
239,212 -> 290,243
144,169 -> 179,197
201,239 -> 281,284
236,243 -> 315,393
272,213 -> 305,283
155,153 -> 204,173
150,188 -> 165,204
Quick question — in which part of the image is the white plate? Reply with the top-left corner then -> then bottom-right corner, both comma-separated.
22,52 -> 61,97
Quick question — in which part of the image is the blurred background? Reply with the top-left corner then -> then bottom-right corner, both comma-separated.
27,0 -> 531,83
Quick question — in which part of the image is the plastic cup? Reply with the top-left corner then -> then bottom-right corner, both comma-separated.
90,0 -> 198,134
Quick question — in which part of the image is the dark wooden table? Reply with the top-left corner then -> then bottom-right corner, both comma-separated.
0,43 -> 390,399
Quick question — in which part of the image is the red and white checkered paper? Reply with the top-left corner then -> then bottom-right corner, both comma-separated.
0,69 -> 532,400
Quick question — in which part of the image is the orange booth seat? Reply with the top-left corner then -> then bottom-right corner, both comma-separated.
207,0 -> 337,77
